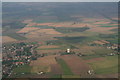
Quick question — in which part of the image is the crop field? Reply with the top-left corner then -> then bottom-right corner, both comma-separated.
37,49 -> 63,54
56,58 -> 73,75
58,55 -> 91,77
17,27 -> 40,33
55,36 -> 87,43
3,29 -> 27,41
30,55 -> 58,73
87,26 -> 117,34
55,27 -> 90,33
50,64 -> 63,75
38,45 -> 60,49
13,64 -> 32,74
76,46 -> 106,55
2,36 -> 17,43
6,33 -> 27,40
87,55 -> 118,75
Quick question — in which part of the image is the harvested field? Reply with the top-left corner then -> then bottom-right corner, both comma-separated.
111,24 -> 118,26
30,55 -> 57,66
39,45 -> 60,49
87,26 -> 117,34
82,18 -> 111,22
36,23 -> 53,26
2,36 -> 17,43
25,34 -> 59,42
100,40 -> 110,44
23,28 -> 62,39
51,23 -> 89,28
17,27 -> 40,33
59,55 -> 91,77
25,21 -> 93,28
30,55 -> 58,73
22,19 -> 33,23
50,64 -> 63,74
37,49 -> 64,54
93,21 -> 110,24
93,40 -> 110,45
93,41 -> 105,45
36,29 -> 62,34
112,18 -> 118,20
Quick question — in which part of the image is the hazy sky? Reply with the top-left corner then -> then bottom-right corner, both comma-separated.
1,0 -> 119,2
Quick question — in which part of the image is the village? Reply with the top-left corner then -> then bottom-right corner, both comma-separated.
2,42 -> 40,77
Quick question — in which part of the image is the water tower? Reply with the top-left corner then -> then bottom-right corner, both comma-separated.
67,48 -> 70,53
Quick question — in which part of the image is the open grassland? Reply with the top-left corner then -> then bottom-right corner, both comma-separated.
88,55 -> 118,75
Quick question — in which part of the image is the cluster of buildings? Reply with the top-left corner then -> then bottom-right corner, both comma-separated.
2,42 -> 38,77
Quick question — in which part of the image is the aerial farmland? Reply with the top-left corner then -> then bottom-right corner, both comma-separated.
2,2 -> 119,78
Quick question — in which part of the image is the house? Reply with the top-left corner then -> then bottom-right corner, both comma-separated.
14,62 -> 24,65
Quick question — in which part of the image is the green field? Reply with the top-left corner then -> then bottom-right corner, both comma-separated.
30,25 -> 54,29
57,58 -> 73,75
88,55 -> 118,74
13,64 -> 32,74
6,33 -> 27,40
100,25 -> 117,27
62,75 -> 80,78
55,27 -> 90,33
55,36 -> 87,43
81,54 -> 103,60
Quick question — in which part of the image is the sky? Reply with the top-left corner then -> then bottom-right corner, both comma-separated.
1,0 -> 120,2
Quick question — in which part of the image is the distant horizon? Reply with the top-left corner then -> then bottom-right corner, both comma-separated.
2,0 -> 119,2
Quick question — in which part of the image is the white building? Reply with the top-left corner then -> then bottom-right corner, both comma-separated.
67,48 -> 70,53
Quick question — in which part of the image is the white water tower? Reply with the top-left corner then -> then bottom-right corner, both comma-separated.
67,48 -> 70,53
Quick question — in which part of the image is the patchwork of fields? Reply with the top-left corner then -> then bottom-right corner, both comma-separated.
2,13 -> 118,78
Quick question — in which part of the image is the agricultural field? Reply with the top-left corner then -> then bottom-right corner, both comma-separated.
87,55 -> 118,77
30,55 -> 58,73
2,36 -> 17,43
